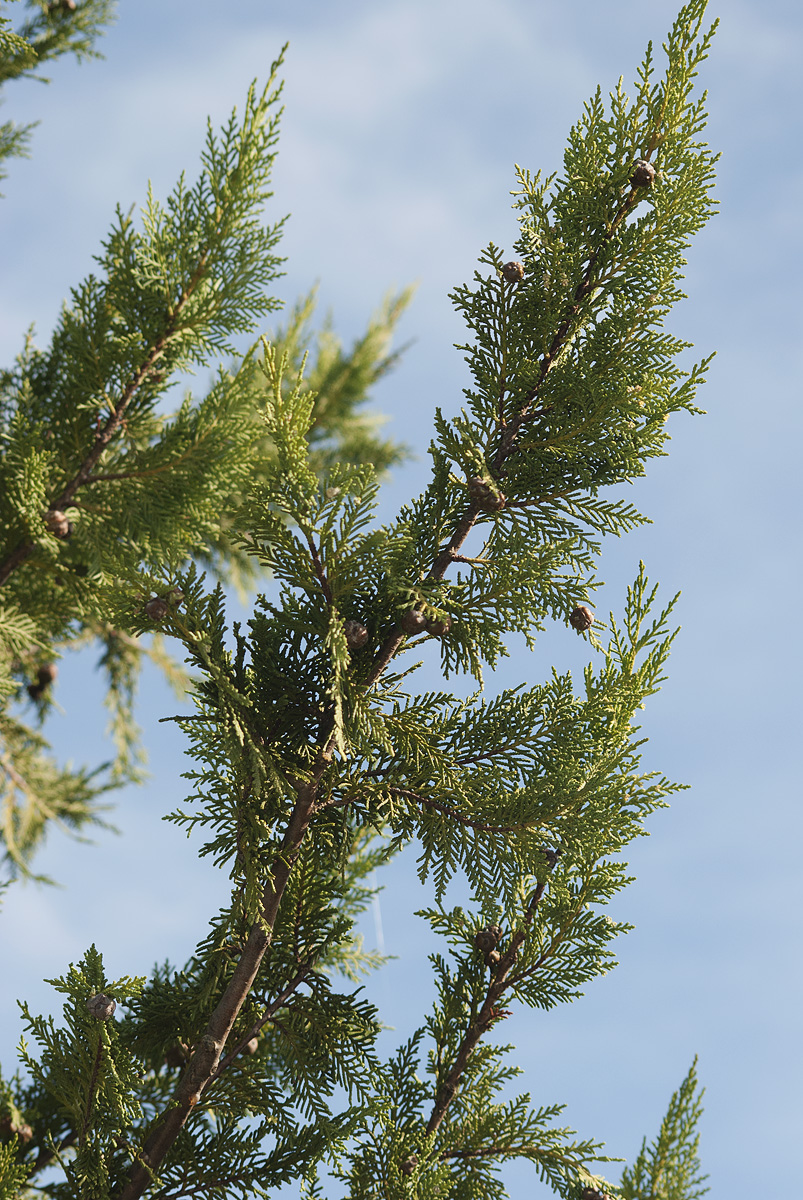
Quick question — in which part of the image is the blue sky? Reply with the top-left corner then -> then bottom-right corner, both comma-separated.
1,0 -> 802,1195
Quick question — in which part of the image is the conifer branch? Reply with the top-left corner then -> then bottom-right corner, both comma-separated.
493,181 -> 650,471
365,175 -> 659,697
150,1174 -> 254,1200
80,430 -> 219,485
0,253 -> 209,590
497,275 -> 511,430
27,1133 -> 78,1181
391,787 -> 536,836
455,740 -> 546,768
2,9 -> 719,1195
319,785 -> 534,835
425,875 -> 552,1138
505,485 -> 578,509
440,1143 -> 577,1163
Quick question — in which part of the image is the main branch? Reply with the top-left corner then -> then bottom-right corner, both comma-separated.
118,173 -> 653,1197
117,770 -> 323,1200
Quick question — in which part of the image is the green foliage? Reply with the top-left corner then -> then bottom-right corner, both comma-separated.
620,1060 -> 708,1200
268,285 -> 413,477
0,3 -> 717,1198
0,0 -> 116,187
0,43 -> 410,874
12,946 -> 143,1199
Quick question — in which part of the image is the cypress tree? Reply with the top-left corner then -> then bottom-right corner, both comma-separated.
0,2 -> 717,1197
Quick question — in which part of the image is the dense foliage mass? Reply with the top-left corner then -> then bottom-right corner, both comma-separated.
0,1 -> 716,1197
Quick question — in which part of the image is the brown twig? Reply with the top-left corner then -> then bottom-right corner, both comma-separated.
304,532 -> 334,608
117,762 -> 327,1200
425,875 -> 552,1138
209,961 -> 314,1081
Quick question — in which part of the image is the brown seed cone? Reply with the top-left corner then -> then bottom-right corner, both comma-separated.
400,1155 -> 418,1176
44,509 -> 73,539
467,476 -> 506,512
343,619 -> 369,650
581,1189 -> 612,1200
144,596 -> 169,621
242,1036 -> 260,1055
474,925 -> 502,957
86,993 -> 116,1020
486,948 -> 502,967
630,158 -> 656,188
501,260 -> 525,282
400,607 -> 427,635
569,605 -> 594,632
425,614 -> 452,638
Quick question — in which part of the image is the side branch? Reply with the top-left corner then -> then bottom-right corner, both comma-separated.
209,961 -> 314,1081
0,253 -> 209,590
493,182 -> 648,471
366,187 -> 650,689
391,787 -> 538,836
318,784 -> 538,835
425,874 -> 553,1139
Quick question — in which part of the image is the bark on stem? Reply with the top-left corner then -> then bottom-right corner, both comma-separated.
117,776 -> 322,1200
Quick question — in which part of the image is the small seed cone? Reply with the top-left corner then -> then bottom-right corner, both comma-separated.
86,993 -> 116,1020
400,608 -> 427,635
569,605 -> 594,632
501,260 -> 525,282
343,619 -> 369,650
630,159 -> 656,188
